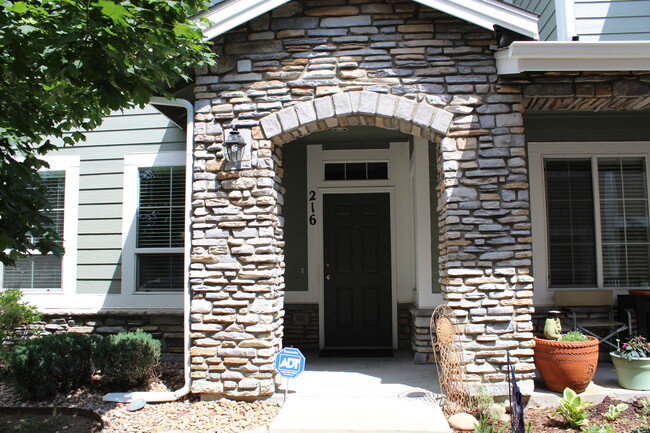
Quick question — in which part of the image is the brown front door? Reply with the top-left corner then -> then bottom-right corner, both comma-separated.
323,193 -> 392,347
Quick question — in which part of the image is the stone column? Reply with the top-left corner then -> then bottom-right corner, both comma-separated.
437,89 -> 536,396
189,117 -> 285,400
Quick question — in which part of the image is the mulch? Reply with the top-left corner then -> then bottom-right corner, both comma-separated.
0,362 -> 280,433
452,396 -> 650,433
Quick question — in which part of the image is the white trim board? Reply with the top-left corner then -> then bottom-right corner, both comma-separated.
201,0 -> 539,42
496,41 -> 650,74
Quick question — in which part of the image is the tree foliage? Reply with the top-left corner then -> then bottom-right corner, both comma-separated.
0,0 -> 214,265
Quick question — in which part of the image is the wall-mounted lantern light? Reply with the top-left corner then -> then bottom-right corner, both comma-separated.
224,125 -> 246,163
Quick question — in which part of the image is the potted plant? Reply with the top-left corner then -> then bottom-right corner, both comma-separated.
533,311 -> 600,393
610,335 -> 650,390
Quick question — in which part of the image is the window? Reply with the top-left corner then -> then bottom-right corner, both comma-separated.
544,155 -> 650,288
1,154 -> 79,293
135,166 -> 185,291
2,171 -> 65,290
122,152 -> 186,294
324,162 -> 389,180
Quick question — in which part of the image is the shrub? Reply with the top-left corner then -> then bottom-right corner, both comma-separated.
94,330 -> 161,388
9,333 -> 94,399
0,289 -> 41,345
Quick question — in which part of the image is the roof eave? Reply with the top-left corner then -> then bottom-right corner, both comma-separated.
496,41 -> 650,74
201,0 -> 540,41
414,0 -> 539,40
202,0 -> 291,41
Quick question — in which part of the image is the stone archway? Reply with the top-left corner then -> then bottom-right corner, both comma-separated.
259,91 -> 454,144
189,86 -> 536,400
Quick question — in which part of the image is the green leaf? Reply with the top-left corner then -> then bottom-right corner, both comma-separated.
93,0 -> 132,27
173,23 -> 200,39
17,24 -> 38,34
9,1 -> 28,13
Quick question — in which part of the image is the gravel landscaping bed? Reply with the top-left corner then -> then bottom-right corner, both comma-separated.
0,363 -> 280,433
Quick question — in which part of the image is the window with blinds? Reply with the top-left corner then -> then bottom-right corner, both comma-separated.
2,170 -> 65,290
136,166 -> 185,291
545,157 -> 650,288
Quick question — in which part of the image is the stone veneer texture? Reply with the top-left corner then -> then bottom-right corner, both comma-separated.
189,0 -> 535,399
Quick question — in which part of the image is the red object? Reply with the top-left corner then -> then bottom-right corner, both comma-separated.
628,290 -> 650,296
533,336 -> 600,393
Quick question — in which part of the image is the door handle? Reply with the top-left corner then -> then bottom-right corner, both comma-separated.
325,274 -> 331,281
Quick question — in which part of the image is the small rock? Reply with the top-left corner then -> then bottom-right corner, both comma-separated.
448,413 -> 479,431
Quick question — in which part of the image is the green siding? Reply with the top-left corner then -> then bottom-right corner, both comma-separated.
512,0 -> 557,40
49,104 -> 185,295
575,0 -> 650,41
283,143 -> 309,292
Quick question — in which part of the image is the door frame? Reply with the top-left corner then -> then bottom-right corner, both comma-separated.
303,143 -> 410,350
319,188 -> 397,349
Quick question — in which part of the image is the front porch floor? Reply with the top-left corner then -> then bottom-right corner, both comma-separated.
268,350 -> 450,433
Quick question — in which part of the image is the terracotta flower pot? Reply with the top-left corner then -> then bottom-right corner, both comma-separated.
533,336 -> 600,393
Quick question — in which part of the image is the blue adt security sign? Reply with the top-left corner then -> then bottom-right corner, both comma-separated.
275,347 -> 305,378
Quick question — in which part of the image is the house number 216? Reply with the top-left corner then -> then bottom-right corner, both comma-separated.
308,190 -> 316,225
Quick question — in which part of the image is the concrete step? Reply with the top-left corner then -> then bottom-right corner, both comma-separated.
269,396 -> 451,433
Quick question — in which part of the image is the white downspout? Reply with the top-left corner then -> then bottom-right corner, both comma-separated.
104,96 -> 195,403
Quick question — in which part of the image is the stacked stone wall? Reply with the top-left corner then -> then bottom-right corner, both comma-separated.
191,0 -> 535,399
15,313 -> 183,361
283,304 -> 319,349
501,71 -> 650,111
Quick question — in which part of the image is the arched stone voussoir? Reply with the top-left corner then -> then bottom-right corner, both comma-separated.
259,91 -> 454,140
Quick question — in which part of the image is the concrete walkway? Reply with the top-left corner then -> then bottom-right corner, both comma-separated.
268,350 -> 451,433
268,351 -> 650,432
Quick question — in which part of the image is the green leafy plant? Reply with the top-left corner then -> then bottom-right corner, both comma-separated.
640,397 -> 650,414
631,428 -> 650,433
550,388 -> 592,429
472,385 -> 504,423
560,330 -> 589,342
0,0 -> 216,266
614,336 -> 650,361
9,333 -> 94,399
0,289 -> 41,345
94,329 -> 161,388
602,403 -> 628,421
581,424 -> 615,433
473,415 -> 507,433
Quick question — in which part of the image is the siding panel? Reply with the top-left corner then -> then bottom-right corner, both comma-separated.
47,104 -> 185,296
512,0 -> 557,40
574,0 -> 650,40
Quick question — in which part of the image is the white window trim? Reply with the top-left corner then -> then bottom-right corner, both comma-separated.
529,141 -> 650,305
1,155 -> 80,296
122,151 -> 185,295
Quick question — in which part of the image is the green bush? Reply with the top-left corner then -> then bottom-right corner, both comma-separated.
94,330 -> 161,388
0,289 -> 41,344
9,333 -> 94,399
